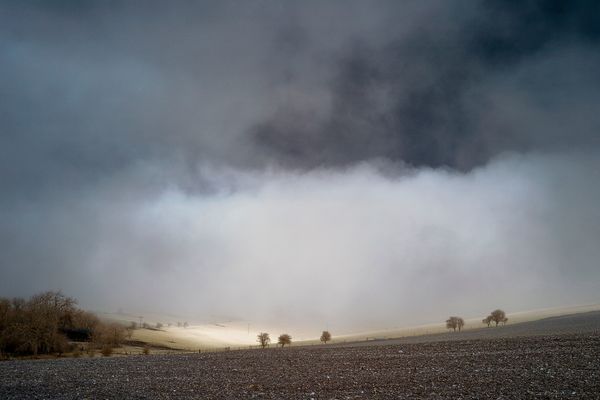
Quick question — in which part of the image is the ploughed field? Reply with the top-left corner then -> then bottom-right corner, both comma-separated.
1,333 -> 599,399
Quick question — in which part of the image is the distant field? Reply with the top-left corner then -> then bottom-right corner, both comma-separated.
100,303 -> 600,350
331,310 -> 600,347
324,303 -> 600,345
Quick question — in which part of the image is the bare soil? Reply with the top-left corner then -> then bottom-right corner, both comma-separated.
1,312 -> 599,399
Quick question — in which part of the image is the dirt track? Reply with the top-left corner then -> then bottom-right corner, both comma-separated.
1,332 -> 599,399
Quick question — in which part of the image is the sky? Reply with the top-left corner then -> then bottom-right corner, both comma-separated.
1,0 -> 600,331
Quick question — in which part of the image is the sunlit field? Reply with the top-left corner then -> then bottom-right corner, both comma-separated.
95,303 -> 600,351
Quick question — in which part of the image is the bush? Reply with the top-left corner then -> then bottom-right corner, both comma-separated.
101,345 -> 113,357
93,323 -> 126,348
320,331 -> 332,344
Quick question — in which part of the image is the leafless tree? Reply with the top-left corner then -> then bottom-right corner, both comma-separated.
490,309 -> 507,327
446,316 -> 465,332
257,332 -> 270,348
320,330 -> 332,344
482,316 -> 492,327
0,291 -> 126,357
278,333 -> 292,347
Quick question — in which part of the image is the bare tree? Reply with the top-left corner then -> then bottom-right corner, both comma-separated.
446,316 -> 465,332
257,332 -> 270,348
490,309 -> 507,327
320,330 -> 332,344
446,317 -> 456,331
482,316 -> 492,327
0,291 -> 128,357
278,333 -> 292,347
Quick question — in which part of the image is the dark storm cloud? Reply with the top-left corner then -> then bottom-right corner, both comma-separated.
252,0 -> 600,169
2,0 -> 599,192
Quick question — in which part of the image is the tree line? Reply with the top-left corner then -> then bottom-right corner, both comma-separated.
0,291 -> 128,357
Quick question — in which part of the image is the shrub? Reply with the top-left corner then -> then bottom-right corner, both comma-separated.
101,345 -> 113,357
320,331 -> 332,344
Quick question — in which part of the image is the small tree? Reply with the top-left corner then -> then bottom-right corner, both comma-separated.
320,331 -> 332,344
257,332 -> 270,348
482,316 -> 492,327
490,309 -> 506,327
446,316 -> 464,332
278,333 -> 292,347
446,317 -> 457,331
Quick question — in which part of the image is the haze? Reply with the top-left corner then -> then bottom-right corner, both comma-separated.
1,0 -> 599,332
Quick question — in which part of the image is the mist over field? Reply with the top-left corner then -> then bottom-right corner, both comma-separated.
1,1 -> 600,331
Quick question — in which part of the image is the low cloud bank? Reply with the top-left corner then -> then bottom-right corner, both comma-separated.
3,150 -> 598,331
